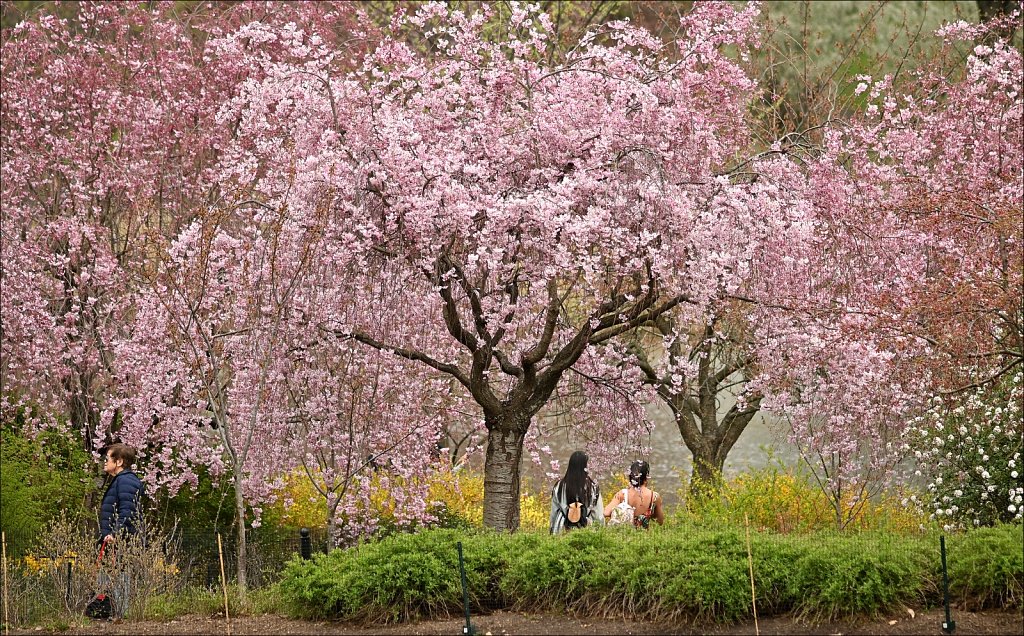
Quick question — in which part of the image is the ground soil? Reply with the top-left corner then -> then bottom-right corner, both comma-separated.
12,607 -> 1022,635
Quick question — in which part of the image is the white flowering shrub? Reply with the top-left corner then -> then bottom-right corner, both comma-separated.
908,371 -> 1023,531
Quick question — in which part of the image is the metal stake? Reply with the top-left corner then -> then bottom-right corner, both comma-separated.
457,542 -> 474,635
940,535 -> 955,634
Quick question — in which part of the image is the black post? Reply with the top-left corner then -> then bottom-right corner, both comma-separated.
300,528 -> 312,560
457,541 -> 473,636
940,535 -> 955,634
66,560 -> 73,608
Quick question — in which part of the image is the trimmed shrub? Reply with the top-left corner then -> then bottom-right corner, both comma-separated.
947,524 -> 1024,609
278,529 -> 511,622
783,532 -> 934,621
278,523 -> 1023,624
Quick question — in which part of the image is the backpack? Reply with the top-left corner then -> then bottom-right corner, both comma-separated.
634,491 -> 658,529
558,482 -> 590,529
607,488 -> 658,528
607,489 -> 634,526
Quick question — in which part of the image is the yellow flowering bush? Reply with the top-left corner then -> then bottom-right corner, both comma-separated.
268,470 -> 329,528
23,552 -> 84,577
519,491 -> 550,531
23,547 -> 179,580
677,465 -> 929,533
426,468 -> 485,527
422,467 -> 550,531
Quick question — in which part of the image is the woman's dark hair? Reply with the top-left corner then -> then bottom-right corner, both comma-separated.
105,443 -> 137,469
628,460 -> 650,487
559,451 -> 594,504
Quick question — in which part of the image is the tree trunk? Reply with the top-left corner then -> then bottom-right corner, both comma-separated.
326,497 -> 340,548
690,444 -> 725,500
233,472 -> 248,594
482,420 -> 528,531
677,402 -> 758,501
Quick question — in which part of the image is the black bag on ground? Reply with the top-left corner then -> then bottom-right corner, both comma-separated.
85,593 -> 112,619
85,542 -> 113,619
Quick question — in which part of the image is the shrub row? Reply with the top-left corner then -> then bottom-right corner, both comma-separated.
277,523 -> 1023,624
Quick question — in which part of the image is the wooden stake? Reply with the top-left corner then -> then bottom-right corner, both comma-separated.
3,531 -> 9,636
217,533 -> 231,635
744,514 -> 759,636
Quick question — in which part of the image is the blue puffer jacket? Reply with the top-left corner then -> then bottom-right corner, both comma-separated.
98,470 -> 145,540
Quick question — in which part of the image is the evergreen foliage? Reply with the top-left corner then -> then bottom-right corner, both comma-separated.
277,524 -> 1023,623
0,421 -> 93,558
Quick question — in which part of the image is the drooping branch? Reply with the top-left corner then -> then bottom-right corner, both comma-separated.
334,327 -> 472,391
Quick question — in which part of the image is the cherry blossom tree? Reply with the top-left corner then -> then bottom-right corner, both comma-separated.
1,2 -> 223,450
642,7 -> 1020,508
106,199 -> 338,590
0,0 -> 375,441
787,14 -> 1023,400
751,13 -> 1021,521
213,1 -> 838,530
4,0 -> 1018,542
619,152 -> 819,496
2,0 -> 375,588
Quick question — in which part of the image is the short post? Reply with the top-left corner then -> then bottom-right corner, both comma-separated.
940,535 -> 955,634
744,514 -> 759,636
66,561 -> 73,610
299,528 -> 312,560
457,542 -> 473,635
217,533 -> 231,636
3,531 -> 9,636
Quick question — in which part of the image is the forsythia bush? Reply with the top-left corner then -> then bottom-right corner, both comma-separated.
426,468 -> 549,531
22,552 -> 84,577
679,464 -> 929,534
270,470 -> 329,528
426,468 -> 485,527
268,466 -> 551,535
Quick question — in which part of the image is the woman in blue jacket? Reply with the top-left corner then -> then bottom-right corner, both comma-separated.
96,443 -> 144,619
99,443 -> 144,543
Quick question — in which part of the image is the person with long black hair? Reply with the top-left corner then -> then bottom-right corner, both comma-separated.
549,450 -> 604,533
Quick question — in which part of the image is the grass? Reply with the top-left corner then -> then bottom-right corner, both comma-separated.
143,584 -> 282,620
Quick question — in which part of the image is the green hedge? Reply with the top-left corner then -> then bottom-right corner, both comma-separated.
0,424 -> 94,559
946,525 -> 1024,610
277,523 -> 1023,624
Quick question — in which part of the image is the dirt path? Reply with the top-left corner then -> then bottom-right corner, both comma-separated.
14,607 -> 1022,635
